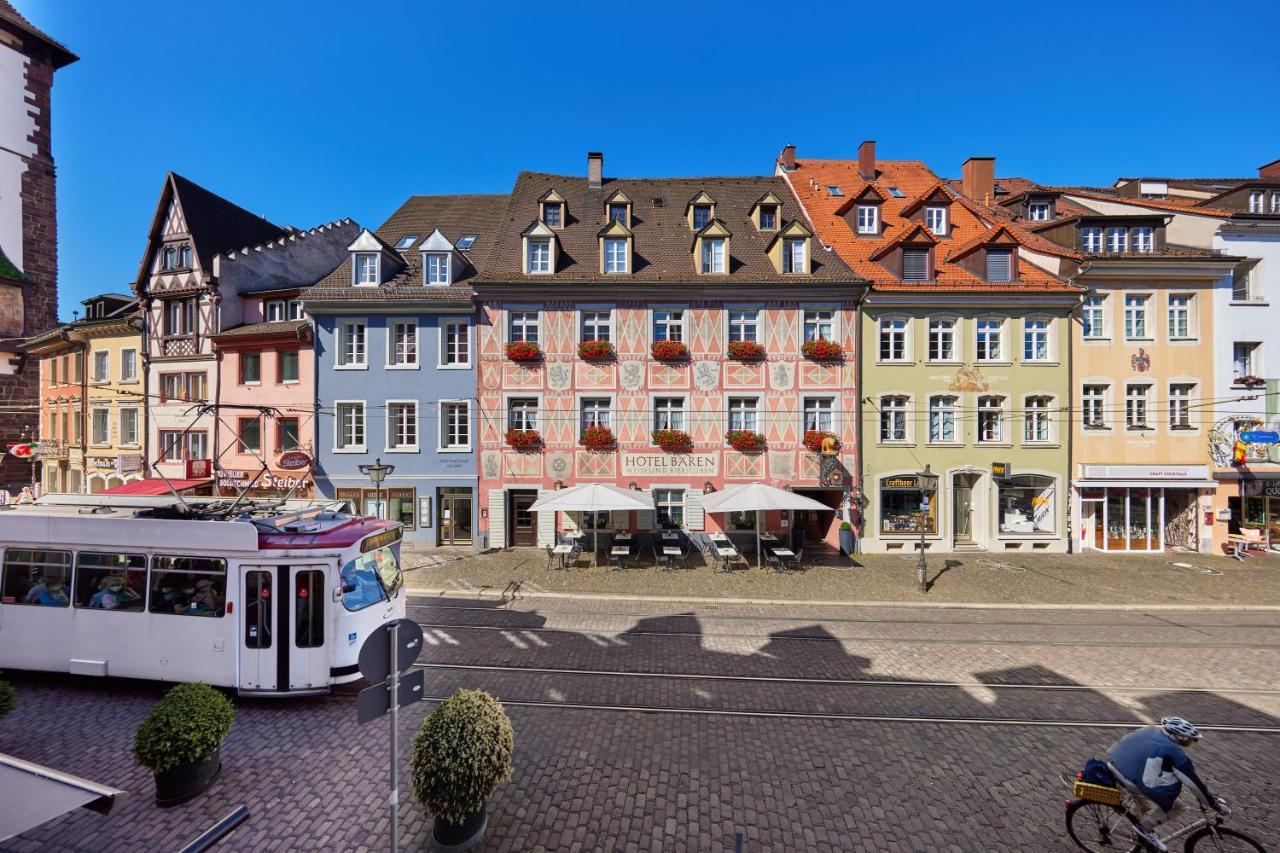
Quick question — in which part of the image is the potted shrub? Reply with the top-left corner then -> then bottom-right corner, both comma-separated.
839,521 -> 855,556
411,689 -> 513,852
505,341 -> 542,363
802,338 -> 844,362
505,428 -> 542,451
580,423 -> 616,450
650,340 -> 689,362
727,340 -> 766,361
652,429 -> 692,452
0,679 -> 14,720
578,340 -> 615,362
726,430 -> 766,453
803,430 -> 839,453
133,682 -> 235,807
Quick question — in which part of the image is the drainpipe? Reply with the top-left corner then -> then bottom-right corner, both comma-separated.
853,287 -> 866,553
75,336 -> 88,493
1065,260 -> 1091,554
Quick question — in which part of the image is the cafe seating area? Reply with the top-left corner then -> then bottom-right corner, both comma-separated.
545,527 -> 823,574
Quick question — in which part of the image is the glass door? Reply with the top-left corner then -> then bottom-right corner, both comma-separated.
289,567 -> 327,691
440,491 -> 474,546
953,475 -> 973,543
240,566 -> 276,691
1129,489 -> 1152,551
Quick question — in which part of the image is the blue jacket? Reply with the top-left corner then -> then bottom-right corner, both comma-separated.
1108,726 -> 1214,812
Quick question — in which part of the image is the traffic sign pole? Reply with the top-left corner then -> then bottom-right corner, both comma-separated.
389,619 -> 400,853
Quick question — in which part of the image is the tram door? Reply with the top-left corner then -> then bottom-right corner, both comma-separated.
240,565 -> 330,692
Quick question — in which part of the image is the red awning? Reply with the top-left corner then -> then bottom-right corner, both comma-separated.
99,478 -> 208,496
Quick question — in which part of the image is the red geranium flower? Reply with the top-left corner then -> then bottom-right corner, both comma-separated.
652,429 -> 693,452
726,430 -> 766,452
727,340 -> 766,361
802,338 -> 844,361
505,428 -> 542,450
505,341 -> 542,363
651,340 -> 689,361
579,423 -> 616,450
803,430 -> 839,453
578,340 -> 615,362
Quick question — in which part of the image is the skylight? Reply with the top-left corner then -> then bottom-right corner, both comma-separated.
394,235 -> 418,250
887,187 -> 905,198
827,186 -> 844,197
456,235 -> 477,251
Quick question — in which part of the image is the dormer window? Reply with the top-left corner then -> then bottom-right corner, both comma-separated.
354,253 -> 380,285
528,240 -> 551,274
287,299 -> 304,320
759,205 -> 778,230
701,238 -> 725,273
985,249 -> 1013,282
783,239 -> 806,274
1027,201 -> 1051,221
542,201 -> 562,227
179,245 -> 192,268
925,206 -> 947,236
856,205 -> 879,235
456,235 -> 476,250
1081,226 -> 1103,252
902,249 -> 929,282
425,253 -> 452,285
1250,191 -> 1265,213
161,247 -> 177,270
265,300 -> 285,322
692,204 -> 712,230
1105,227 -> 1128,253
608,203 -> 628,225
1132,227 -> 1154,254
604,238 -> 628,274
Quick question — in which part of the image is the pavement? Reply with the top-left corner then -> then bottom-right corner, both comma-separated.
3,592 -> 1278,851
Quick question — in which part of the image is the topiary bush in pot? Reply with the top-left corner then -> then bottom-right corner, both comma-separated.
133,682 -> 235,806
0,679 -> 14,720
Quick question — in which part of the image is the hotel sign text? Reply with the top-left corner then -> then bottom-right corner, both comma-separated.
621,452 -> 718,478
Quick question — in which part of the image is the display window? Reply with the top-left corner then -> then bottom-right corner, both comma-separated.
998,475 -> 1056,534
880,475 -> 937,535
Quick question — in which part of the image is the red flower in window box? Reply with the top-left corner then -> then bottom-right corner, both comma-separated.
727,340 -> 766,361
579,423 -> 616,451
803,430 -> 839,453
578,340 -> 615,362
801,338 -> 844,362
505,341 -> 542,363
504,428 -> 542,450
651,340 -> 689,361
652,429 -> 692,452
726,430 -> 766,452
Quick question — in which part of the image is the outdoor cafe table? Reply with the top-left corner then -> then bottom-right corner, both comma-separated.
660,531 -> 680,541
759,532 -> 779,542
613,531 -> 632,541
708,532 -> 730,542
770,546 -> 795,571
715,546 -> 738,572
610,545 -> 630,570
552,543 -> 573,570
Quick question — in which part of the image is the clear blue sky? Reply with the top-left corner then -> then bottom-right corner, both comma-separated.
24,0 -> 1280,318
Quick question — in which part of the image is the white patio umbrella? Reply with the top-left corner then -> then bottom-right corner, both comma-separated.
700,482 -> 832,567
529,483 -> 654,564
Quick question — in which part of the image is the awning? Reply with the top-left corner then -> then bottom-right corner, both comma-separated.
99,478 -> 208,495
0,752 -> 124,842
1075,480 -> 1218,490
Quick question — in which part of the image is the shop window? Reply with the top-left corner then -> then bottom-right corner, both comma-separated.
387,487 -> 417,530
997,475 -> 1056,535
879,475 -> 936,535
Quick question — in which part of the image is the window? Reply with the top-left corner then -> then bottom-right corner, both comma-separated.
701,238 -> 726,273
279,350 -> 299,383
653,309 -> 684,342
978,396 -> 1004,443
543,201 -> 562,227
759,204 -> 777,230
91,408 -> 109,444
608,203 -> 629,224
92,351 -> 109,382
580,398 -> 612,431
1125,385 -> 1151,430
1023,318 -> 1050,361
149,556 -> 226,617
295,570 -> 324,649
654,488 -> 685,528
509,310 -> 539,343
985,249 -> 1013,282
338,321 -> 366,367
880,395 -> 908,442
278,417 -> 300,451
803,397 -> 833,432
336,402 -> 366,449
527,239 -> 551,274
161,246 -> 177,270
1249,191 -> 1265,214
1027,201 -> 1051,221
394,235 -> 418,250
238,417 -> 261,453
73,552 -> 146,612
1024,396 -> 1051,442
239,352 -> 261,384
440,402 -> 470,449
1081,226 -> 1103,253
425,253 -> 451,285
727,397 -> 758,431
976,319 -> 1003,361
1273,192 -> 1280,214
120,408 -> 139,445
728,309 -> 758,343
1168,294 -> 1192,339
159,430 -> 183,462
782,239 -> 806,274
604,238 -> 628,274
265,300 -> 285,322
902,248 -> 928,282
1233,342 -> 1259,381
456,235 -> 476,251
692,204 -> 711,230
1124,295 -> 1148,339
179,245 -> 192,268
165,298 -> 195,336
187,431 -> 207,461
1132,227 -> 1153,253
121,349 -> 137,381
880,317 -> 908,361
997,475 -> 1056,534
581,310 -> 612,343
856,205 -> 879,234
928,395 -> 957,443
388,402 -> 418,450
1082,295 -> 1105,339
1169,383 -> 1193,429
1106,227 -> 1128,253
508,398 -> 539,431
653,397 -> 685,431
442,321 -> 470,366
340,546 -> 401,612
1233,265 -> 1257,302
287,300 -> 305,320
1,549 -> 72,607
354,253 -> 379,285
827,186 -> 844,197
390,320 -> 418,367
159,371 -> 206,402
925,206 -> 947,235
1082,385 -> 1107,429
928,318 -> 955,361
880,476 -> 936,535
803,308 -> 834,342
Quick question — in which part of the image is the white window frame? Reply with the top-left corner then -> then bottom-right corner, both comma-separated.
578,395 -> 614,433
1081,384 -> 1108,430
603,238 -> 628,274
856,205 -> 879,235
385,399 -> 419,452
727,396 -> 760,432
977,395 -> 1005,444
652,395 -> 688,432
1023,317 -> 1051,363
925,206 -> 947,235
580,307 -> 613,343
506,396 -> 541,432
287,299 -> 305,320
879,316 -> 910,363
1027,201 -> 1051,221
652,306 -> 687,343
387,319 -> 420,369
1082,294 -> 1107,340
1232,264 -> 1258,303
654,488 -> 686,528
91,351 -> 109,383
1123,294 -> 1150,340
1233,342 -> 1260,383
90,407 -> 110,445
336,320 -> 368,369
425,253 -> 452,286
727,307 -> 760,343
333,400 -> 367,452
1132,227 -> 1154,254
1167,293 -> 1194,340
975,317 -> 1005,362
542,201 -> 562,227
1023,395 -> 1053,444
783,239 -> 806,274
1125,384 -> 1153,431
507,308 -> 541,344
927,395 -> 958,444
1105,227 -> 1128,253
802,396 -> 835,434
801,306 -> 837,343
439,320 -> 471,368
120,348 -> 138,382
527,239 -> 552,274
237,416 -> 263,454
438,400 -> 472,452
1249,190 -> 1265,214
927,316 -> 957,363
1081,226 -> 1103,253
691,204 -> 712,230
265,300 -> 285,322
701,238 -> 726,274
354,253 -> 380,286
879,394 -> 909,443
1168,383 -> 1194,430
119,407 -> 140,446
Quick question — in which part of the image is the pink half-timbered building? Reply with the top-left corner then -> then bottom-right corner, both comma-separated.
473,154 -> 867,551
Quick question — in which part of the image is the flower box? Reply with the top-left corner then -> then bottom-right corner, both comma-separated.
505,342 -> 542,363
578,340 -> 615,362
1236,375 -> 1266,388
727,340 -> 766,361
579,424 -> 616,451
650,340 -> 689,362
803,430 -> 839,453
726,430 -> 766,452
504,428 -> 542,450
802,338 -> 844,362
652,429 -> 692,452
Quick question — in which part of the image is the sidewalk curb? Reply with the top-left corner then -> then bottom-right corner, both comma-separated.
405,587 -> 1280,612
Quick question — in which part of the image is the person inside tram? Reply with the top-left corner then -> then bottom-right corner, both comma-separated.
88,575 -> 142,610
186,578 -> 221,615
24,572 -> 69,607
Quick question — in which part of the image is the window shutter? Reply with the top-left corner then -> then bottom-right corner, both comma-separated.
535,489 -> 556,548
902,249 -> 928,282
487,489 -> 506,549
985,249 -> 1012,282
685,490 -> 705,531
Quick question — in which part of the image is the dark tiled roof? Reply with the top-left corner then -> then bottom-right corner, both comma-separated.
475,172 -> 859,284
169,173 -> 291,272
212,319 -> 311,339
0,0 -> 76,66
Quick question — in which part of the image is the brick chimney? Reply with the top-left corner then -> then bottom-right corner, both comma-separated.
858,140 -> 876,181
780,144 -> 796,172
1259,157 -> 1280,180
587,151 -> 603,189
962,157 -> 996,202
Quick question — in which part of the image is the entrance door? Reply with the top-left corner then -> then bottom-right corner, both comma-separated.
510,493 -> 537,546
953,474 -> 975,544
240,566 -> 277,691
241,564 -> 330,692
440,492 -> 474,546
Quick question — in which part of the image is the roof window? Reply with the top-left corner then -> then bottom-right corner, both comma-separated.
827,186 -> 844,197
887,187 -> 905,198
394,235 -> 418,250
456,235 -> 477,251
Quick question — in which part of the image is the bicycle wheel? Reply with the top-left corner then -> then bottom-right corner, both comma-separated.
1184,826 -> 1268,852
1065,798 -> 1141,851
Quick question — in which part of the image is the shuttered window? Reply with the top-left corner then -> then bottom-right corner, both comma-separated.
902,249 -> 928,282
985,249 -> 1012,282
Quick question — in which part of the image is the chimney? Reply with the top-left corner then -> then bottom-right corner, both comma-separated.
780,144 -> 796,172
858,140 -> 876,181
587,151 -> 603,189
1259,157 -> 1280,180
962,157 -> 996,202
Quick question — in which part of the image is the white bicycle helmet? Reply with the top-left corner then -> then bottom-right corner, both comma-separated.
1161,716 -> 1201,743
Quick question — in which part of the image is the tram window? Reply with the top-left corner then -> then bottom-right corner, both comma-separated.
2,549 -> 72,607
295,570 -> 324,648
340,546 -> 398,611
74,552 -> 146,612
244,570 -> 272,648
150,556 -> 227,617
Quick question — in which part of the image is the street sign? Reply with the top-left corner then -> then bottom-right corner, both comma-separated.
357,667 -> 424,724
1240,430 -> 1280,445
357,618 -> 424,682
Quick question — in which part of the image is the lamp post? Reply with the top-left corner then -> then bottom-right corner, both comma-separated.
358,457 -> 395,520
915,464 -> 938,594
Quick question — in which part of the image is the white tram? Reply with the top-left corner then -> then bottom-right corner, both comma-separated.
0,495 -> 405,695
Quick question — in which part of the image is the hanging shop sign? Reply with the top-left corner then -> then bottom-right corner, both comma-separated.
186,459 -> 212,479
278,450 -> 313,471
991,461 -> 1012,480
7,442 -> 32,458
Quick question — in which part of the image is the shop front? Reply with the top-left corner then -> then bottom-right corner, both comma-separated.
1211,473 -> 1280,553
1073,465 -> 1215,553
331,480 -> 477,548
215,467 -> 315,500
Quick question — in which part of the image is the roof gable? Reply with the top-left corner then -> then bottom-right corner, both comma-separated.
898,182 -> 955,217
944,225 -> 1019,262
419,229 -> 454,252
522,220 -> 556,239
685,191 -> 715,212
597,219 -> 633,238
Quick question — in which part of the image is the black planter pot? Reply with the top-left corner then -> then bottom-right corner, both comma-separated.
839,528 -> 855,556
153,745 -> 222,807
432,807 -> 487,852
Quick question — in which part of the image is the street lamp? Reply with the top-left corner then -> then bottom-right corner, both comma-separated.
358,457 -> 395,520
915,464 -> 938,594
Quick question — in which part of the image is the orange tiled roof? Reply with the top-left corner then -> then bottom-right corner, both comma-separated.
1043,186 -> 1233,218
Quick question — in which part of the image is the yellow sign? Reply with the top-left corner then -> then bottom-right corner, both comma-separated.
991,462 -> 1011,479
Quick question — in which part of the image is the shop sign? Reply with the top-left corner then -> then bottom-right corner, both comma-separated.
186,459 -> 212,479
89,456 -> 116,470
278,450 -> 312,471
883,476 -> 920,489
216,469 -> 252,489
7,442 -> 32,458
1240,431 -> 1280,445
991,461 -> 1011,480
117,454 -> 143,474
621,452 -> 718,478
217,468 -> 312,492
1241,479 -> 1280,498
1079,464 -> 1209,481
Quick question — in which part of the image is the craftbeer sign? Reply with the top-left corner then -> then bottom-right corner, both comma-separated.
883,476 -> 921,489
278,450 -> 313,471
991,461 -> 1012,480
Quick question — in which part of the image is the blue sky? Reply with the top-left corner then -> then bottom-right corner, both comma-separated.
24,0 -> 1280,317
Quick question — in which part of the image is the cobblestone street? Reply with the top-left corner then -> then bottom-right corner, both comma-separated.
4,592 -> 1279,851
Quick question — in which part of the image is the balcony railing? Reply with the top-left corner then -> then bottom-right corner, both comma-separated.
161,335 -> 197,357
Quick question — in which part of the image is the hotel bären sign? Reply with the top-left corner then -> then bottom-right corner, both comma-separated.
621,452 -> 718,478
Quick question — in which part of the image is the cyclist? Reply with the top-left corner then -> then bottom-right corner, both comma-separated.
1106,717 -> 1224,850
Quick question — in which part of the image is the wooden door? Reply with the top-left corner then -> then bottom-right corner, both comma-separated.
510,493 -> 536,546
